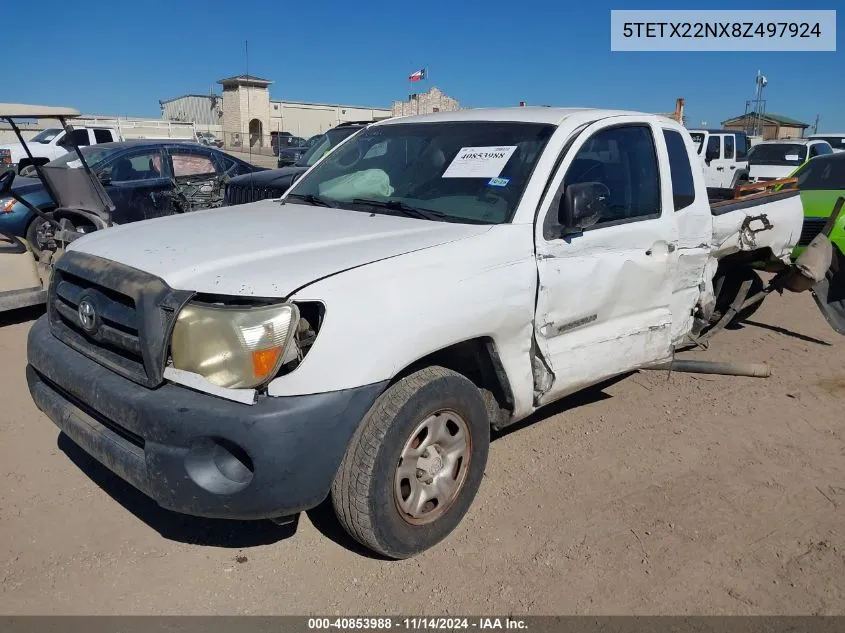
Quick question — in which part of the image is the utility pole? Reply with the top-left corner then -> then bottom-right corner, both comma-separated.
813,114 -> 820,135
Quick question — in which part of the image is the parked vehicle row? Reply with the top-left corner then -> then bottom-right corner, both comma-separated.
14,104 -> 844,562
225,122 -> 369,205
1,139 -> 260,257
688,129 -> 750,189
1,118 -> 198,176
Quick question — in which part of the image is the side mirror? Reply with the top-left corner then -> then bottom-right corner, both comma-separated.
559,182 -> 609,235
705,149 -> 719,163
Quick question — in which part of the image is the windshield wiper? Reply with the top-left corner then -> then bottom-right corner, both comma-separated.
350,198 -> 449,222
286,193 -> 337,207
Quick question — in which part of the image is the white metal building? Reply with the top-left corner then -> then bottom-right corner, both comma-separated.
160,75 -> 392,148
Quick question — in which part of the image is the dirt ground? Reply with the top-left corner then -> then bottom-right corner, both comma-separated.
1,291 -> 843,615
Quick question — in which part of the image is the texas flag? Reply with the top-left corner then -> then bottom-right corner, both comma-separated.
408,68 -> 427,82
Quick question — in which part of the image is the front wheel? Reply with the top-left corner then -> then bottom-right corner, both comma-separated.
331,366 -> 490,559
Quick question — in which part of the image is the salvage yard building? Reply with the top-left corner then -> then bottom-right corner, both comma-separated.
160,74 -> 392,149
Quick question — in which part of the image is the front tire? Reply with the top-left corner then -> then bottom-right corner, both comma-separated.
331,366 -> 490,559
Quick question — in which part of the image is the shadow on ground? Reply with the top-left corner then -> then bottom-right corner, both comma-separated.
743,319 -> 832,346
55,374 -> 627,556
58,433 -> 298,548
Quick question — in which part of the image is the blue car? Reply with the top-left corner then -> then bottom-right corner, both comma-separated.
0,140 -> 260,254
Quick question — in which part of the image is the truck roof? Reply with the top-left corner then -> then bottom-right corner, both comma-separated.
377,107 -> 648,127
0,103 -> 80,118
688,129 -> 745,135
755,138 -> 819,146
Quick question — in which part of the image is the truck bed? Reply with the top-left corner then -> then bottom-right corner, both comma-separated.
708,180 -> 803,263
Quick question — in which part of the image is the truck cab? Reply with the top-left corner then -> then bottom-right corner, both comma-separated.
0,126 -> 119,175
688,129 -> 750,189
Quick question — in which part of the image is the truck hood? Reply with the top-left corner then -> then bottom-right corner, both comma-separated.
748,164 -> 795,181
69,201 -> 492,297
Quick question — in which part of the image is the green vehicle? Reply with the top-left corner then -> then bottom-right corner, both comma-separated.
790,152 -> 845,258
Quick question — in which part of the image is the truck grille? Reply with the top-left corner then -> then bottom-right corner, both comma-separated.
225,183 -> 287,206
799,217 -> 827,246
48,251 -> 193,388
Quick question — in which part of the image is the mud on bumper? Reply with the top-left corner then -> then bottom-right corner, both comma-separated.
26,315 -> 386,520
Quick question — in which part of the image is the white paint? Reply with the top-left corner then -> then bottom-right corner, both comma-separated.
441,146 -> 518,179
64,107 -> 807,426
711,193 -> 804,264
70,203 -> 491,297
163,367 -> 256,405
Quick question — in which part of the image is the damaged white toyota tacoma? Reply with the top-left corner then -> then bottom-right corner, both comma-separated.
26,108 -> 845,559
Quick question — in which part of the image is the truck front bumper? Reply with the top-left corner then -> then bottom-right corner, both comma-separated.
26,316 -> 386,520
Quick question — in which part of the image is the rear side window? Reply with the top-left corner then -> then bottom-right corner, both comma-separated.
735,134 -> 748,159
171,152 -> 217,178
724,135 -> 735,159
796,158 -> 845,190
810,143 -> 833,158
93,129 -> 113,144
663,130 -> 696,211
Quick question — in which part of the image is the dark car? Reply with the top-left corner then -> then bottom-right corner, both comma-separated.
225,122 -> 369,206
277,134 -> 324,167
0,140 -> 261,255
275,136 -> 307,166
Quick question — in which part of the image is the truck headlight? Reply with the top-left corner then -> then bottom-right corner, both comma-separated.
170,302 -> 300,389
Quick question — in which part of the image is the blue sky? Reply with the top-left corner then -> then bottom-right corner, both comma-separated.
8,0 -> 844,131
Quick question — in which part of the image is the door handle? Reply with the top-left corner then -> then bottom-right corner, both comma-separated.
716,167 -> 725,171
729,165 -> 736,169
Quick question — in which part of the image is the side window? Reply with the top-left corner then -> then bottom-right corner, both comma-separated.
735,134 -> 748,159
706,135 -> 720,160
559,124 -> 661,228
59,129 -> 90,147
810,143 -> 833,158
171,151 -> 217,178
662,130 -> 696,211
724,135 -> 735,159
93,129 -> 113,144
104,150 -> 164,182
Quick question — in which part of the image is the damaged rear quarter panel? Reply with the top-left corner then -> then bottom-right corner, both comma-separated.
270,223 -> 539,419
711,192 -> 804,263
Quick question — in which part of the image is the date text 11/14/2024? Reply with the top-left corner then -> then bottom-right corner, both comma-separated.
307,618 -> 529,630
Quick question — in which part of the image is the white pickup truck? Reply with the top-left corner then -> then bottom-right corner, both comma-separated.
688,129 -> 750,188
1,119 -> 198,175
26,107 -> 841,559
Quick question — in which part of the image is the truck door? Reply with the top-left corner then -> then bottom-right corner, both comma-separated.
703,135 -> 725,188
660,127 -> 715,342
533,117 -> 677,405
102,148 -> 172,223
721,134 -> 737,187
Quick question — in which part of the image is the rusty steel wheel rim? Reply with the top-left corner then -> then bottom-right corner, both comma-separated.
393,408 -> 471,525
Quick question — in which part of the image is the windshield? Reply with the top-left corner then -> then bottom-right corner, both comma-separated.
47,145 -> 122,170
795,157 -> 845,190
287,121 -> 555,224
748,143 -> 807,166
30,128 -> 62,144
296,127 -> 362,167
689,132 -> 705,154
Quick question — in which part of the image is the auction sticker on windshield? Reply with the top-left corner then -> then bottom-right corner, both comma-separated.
442,146 -> 517,178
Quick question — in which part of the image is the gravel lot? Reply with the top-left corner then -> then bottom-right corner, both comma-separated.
1,290 -> 843,615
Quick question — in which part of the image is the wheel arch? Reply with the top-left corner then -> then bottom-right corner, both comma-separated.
387,337 -> 516,430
